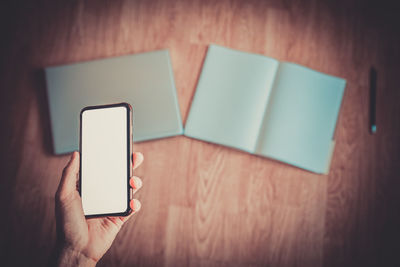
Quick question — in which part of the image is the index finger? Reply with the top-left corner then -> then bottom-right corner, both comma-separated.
133,152 -> 144,170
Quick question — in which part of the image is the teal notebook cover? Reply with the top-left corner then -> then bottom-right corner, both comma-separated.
45,50 -> 183,154
184,45 -> 346,174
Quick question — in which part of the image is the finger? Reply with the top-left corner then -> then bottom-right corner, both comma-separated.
119,210 -> 134,223
57,151 -> 80,201
120,199 -> 141,223
130,176 -> 143,193
133,152 -> 144,170
130,199 -> 141,213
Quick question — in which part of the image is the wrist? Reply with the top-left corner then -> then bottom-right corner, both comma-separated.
57,246 -> 97,267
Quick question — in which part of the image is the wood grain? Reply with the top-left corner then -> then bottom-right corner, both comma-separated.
0,0 -> 399,266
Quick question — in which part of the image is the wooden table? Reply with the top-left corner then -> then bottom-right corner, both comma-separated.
1,0 -> 399,266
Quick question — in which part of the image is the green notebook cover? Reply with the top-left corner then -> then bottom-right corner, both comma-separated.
184,45 -> 346,174
45,50 -> 183,155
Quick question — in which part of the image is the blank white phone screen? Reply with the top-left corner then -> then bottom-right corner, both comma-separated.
81,106 -> 128,216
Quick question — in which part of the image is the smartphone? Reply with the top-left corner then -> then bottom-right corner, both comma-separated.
80,103 -> 133,217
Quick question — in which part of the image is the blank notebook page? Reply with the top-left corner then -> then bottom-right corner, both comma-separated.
184,45 -> 278,152
256,63 -> 346,173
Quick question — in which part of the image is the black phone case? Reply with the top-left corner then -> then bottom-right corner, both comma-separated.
79,102 -> 133,218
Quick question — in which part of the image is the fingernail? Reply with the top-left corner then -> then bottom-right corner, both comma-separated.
131,176 -> 142,190
134,177 -> 142,189
131,199 -> 141,212
134,152 -> 144,166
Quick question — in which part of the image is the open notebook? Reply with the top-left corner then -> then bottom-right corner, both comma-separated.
184,45 -> 346,174
45,50 -> 183,154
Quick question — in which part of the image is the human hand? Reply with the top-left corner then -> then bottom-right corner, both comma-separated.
54,151 -> 143,267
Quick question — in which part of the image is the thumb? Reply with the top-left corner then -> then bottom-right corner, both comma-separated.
57,151 -> 80,202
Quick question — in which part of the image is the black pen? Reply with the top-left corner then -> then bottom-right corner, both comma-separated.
369,67 -> 377,134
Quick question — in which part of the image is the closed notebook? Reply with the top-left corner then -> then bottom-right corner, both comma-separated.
45,50 -> 183,154
184,45 -> 346,174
